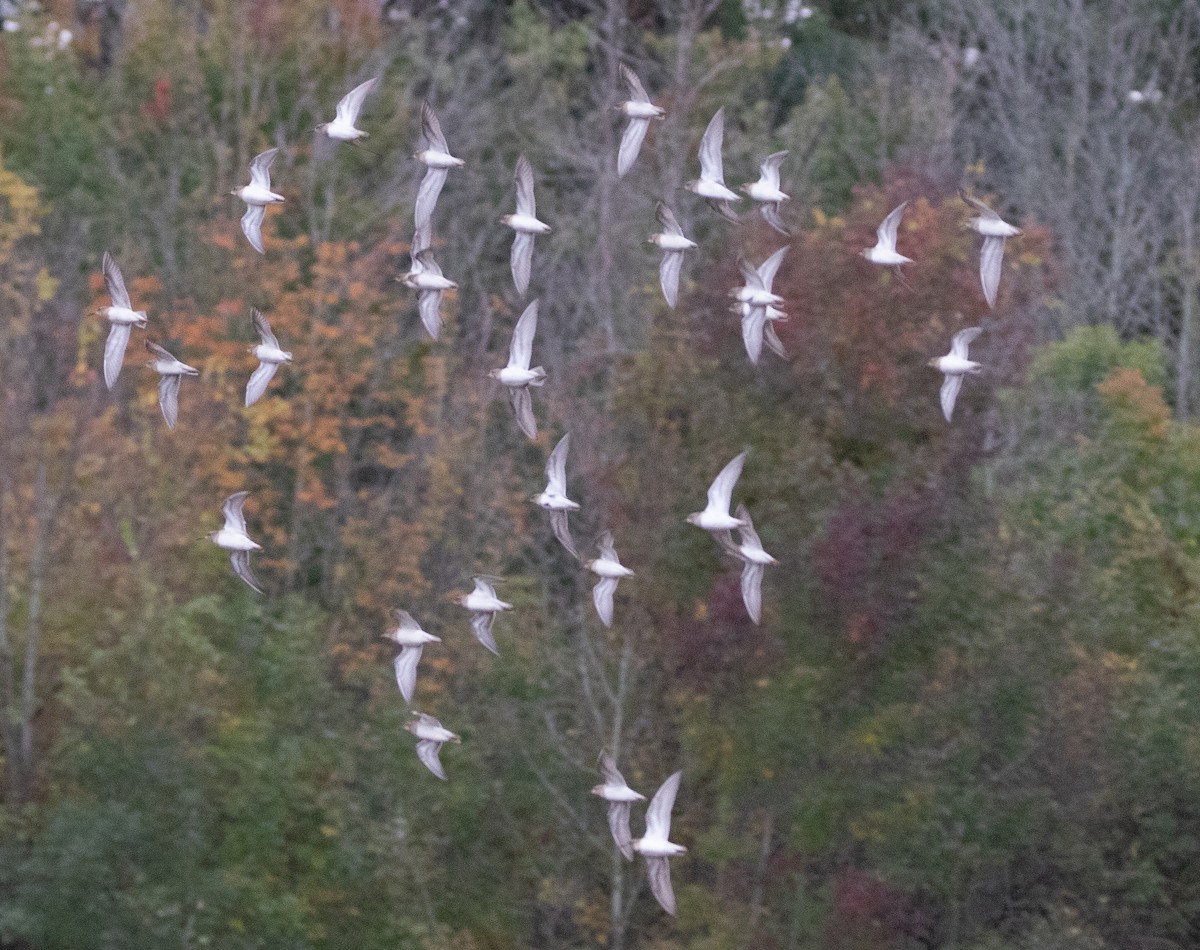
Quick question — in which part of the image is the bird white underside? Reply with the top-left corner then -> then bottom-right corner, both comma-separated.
690,179 -> 739,202
213,529 -> 260,551
653,233 -> 696,252
865,248 -> 912,266
747,182 -> 788,203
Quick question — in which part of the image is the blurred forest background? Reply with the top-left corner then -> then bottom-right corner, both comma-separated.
1,0 -> 1200,947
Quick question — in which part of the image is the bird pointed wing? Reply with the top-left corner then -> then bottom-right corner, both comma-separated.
734,503 -> 764,552
950,326 -> 983,359
412,219 -> 432,255
248,147 -> 279,189
741,306 -> 766,365
761,203 -> 791,236
393,645 -> 423,703
940,373 -> 965,422
240,204 -> 267,254
549,509 -> 578,559
656,202 -> 684,236
979,237 -> 1005,309
470,611 -> 500,655
757,245 -> 789,291
102,252 -> 132,310
646,856 -> 677,916
545,432 -> 570,494
420,100 -> 449,152
415,738 -> 447,780
958,187 -> 1000,220
418,290 -> 443,340
509,386 -> 538,441
617,118 -> 650,178
158,374 -> 181,429
707,199 -> 740,223
222,491 -> 250,533
876,201 -> 908,251
393,609 -> 421,631
741,562 -> 764,624
472,576 -> 499,598
103,323 -> 132,390
513,155 -> 536,217
698,107 -> 726,182
334,77 -> 379,124
415,167 -> 448,232
252,307 -> 280,348
145,339 -> 175,362
599,750 -> 626,787
760,150 -> 788,188
597,531 -> 619,563
608,802 -> 635,861
230,550 -> 264,594
763,321 -> 789,360
509,300 -> 539,370
707,450 -> 747,514
511,232 -> 534,298
592,577 -> 618,627
619,63 -> 652,103
659,250 -> 684,310
645,770 -> 682,840
415,248 -> 444,277
245,361 -> 279,407
738,255 -> 764,291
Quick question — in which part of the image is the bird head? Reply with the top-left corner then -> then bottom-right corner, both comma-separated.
451,734 -> 462,744
927,357 -> 942,369
486,368 -> 503,381
685,513 -> 702,526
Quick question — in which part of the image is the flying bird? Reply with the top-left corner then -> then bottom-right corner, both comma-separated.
404,711 -> 460,781
649,202 -> 697,309
383,610 -> 441,704
532,433 -> 580,558
488,299 -> 546,441
734,247 -> 789,365
687,449 -> 749,548
459,576 -> 513,656
95,252 -> 148,390
615,64 -> 665,178
245,308 -> 292,407
501,155 -> 551,297
742,150 -> 791,235
929,326 -> 983,422
413,101 -> 464,232
960,189 -> 1021,309
144,341 -> 198,430
591,751 -> 646,860
317,77 -> 380,142
398,248 -> 457,340
231,147 -> 285,255
685,107 -> 740,222
585,532 -> 635,628
208,491 -> 264,594
861,201 -> 914,275
633,771 -> 687,916
719,504 -> 777,624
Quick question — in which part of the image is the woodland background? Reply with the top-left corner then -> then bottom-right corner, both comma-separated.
1,0 -> 1200,947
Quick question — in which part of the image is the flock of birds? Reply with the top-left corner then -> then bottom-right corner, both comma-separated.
89,66 -> 1022,919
